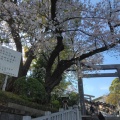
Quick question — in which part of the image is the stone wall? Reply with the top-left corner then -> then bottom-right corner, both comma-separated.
0,102 -> 46,119
0,112 -> 23,120
8,102 -> 45,117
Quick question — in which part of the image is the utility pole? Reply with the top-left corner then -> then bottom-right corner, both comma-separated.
76,60 -> 86,115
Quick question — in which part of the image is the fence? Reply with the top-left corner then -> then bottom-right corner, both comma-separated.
23,105 -> 82,120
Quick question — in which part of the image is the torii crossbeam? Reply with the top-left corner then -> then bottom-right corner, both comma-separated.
83,64 -> 120,79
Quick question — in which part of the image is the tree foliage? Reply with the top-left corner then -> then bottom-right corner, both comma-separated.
109,78 -> 120,94
51,78 -> 71,100
106,78 -> 120,106
30,55 -> 47,84
14,77 -> 47,104
0,0 -> 120,102
68,92 -> 79,106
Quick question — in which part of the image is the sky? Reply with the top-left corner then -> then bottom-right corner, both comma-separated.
83,51 -> 120,100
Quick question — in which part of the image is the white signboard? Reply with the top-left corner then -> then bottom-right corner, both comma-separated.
0,45 -> 21,77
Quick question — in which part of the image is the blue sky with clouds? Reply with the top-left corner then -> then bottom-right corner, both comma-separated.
83,51 -> 120,99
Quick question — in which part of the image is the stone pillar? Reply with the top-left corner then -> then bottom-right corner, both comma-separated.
77,61 -> 86,115
78,77 -> 86,115
117,68 -> 120,81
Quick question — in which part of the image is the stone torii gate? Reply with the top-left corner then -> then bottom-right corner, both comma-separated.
78,64 -> 120,115
83,64 -> 120,79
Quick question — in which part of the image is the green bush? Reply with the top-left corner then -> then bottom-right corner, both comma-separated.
51,100 -> 60,109
0,91 -> 57,112
14,77 -> 47,104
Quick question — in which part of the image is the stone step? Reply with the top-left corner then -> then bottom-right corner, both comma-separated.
82,115 -> 99,120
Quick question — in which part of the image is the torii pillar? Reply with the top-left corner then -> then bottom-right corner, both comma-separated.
117,68 -> 120,81
77,61 -> 86,115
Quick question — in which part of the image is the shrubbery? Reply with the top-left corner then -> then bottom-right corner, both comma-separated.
0,91 -> 57,112
51,100 -> 60,109
14,77 -> 47,104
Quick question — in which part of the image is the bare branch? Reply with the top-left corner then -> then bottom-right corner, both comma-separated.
114,23 -> 120,28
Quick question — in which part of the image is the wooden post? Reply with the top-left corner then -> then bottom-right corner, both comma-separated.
59,108 -> 64,120
45,111 -> 51,120
45,111 -> 51,115
73,105 -> 82,120
59,108 -> 63,120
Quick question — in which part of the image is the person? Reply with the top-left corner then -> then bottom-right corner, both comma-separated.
116,111 -> 119,117
90,105 -> 95,114
98,112 -> 105,120
62,99 -> 68,110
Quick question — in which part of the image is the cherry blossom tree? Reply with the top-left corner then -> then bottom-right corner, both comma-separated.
0,0 -> 120,100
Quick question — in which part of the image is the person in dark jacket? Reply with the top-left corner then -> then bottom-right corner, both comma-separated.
98,112 -> 105,120
90,105 -> 95,114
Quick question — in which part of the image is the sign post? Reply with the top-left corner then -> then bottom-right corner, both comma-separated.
0,45 -> 21,91
2,75 -> 8,91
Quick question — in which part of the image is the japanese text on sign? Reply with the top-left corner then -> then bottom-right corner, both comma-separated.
0,45 -> 21,77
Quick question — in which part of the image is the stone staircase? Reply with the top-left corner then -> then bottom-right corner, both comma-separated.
92,115 -> 99,120
82,115 -> 99,120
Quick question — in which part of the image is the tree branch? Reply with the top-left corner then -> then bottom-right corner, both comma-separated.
114,23 -> 120,28
108,1 -> 114,33
78,40 -> 120,61
8,19 -> 22,52
51,0 -> 57,20
46,36 -> 64,74
45,59 -> 74,91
